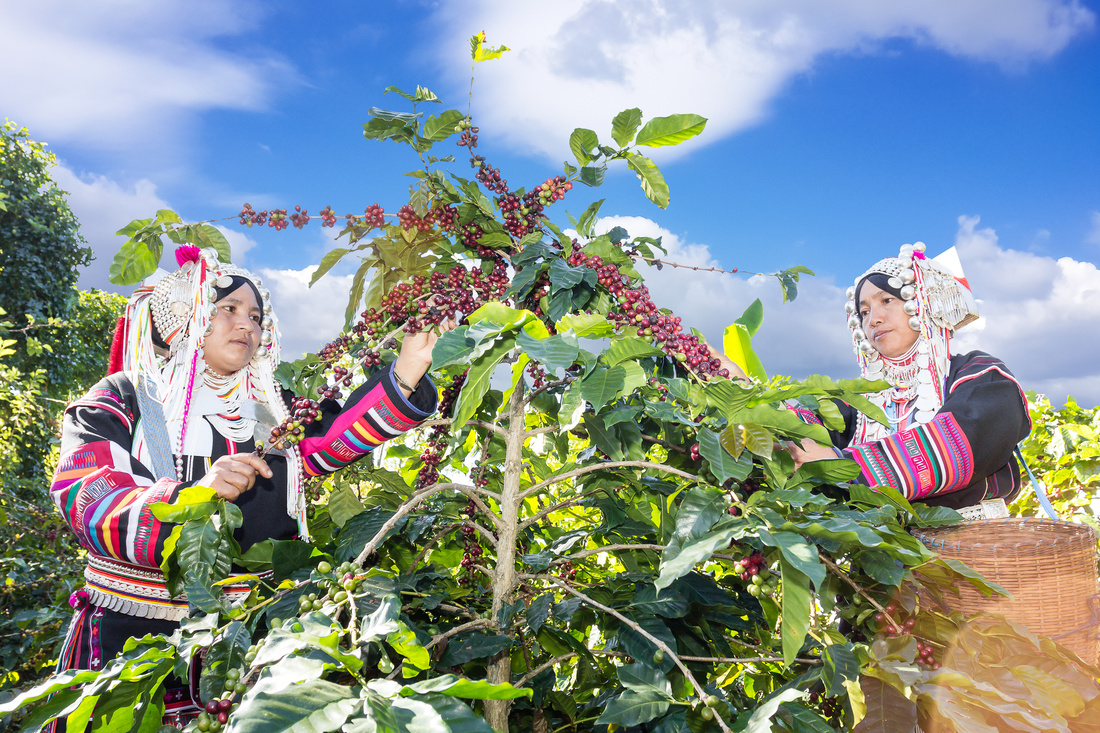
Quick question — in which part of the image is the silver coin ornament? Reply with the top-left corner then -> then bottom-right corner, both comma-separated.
900,285 -> 916,300
903,300 -> 919,315
899,268 -> 915,284
908,316 -> 921,331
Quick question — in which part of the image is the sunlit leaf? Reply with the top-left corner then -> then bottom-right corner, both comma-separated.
634,114 -> 707,148
626,154 -> 670,208
611,108 -> 644,147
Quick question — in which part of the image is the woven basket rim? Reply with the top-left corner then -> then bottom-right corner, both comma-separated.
913,516 -> 1098,552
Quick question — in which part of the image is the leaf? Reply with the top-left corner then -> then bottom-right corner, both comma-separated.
617,616 -> 676,673
778,556 -> 813,666
451,337 -> 514,430
698,428 -> 752,483
403,675 -> 532,700
634,114 -> 707,148
852,677 -> 916,733
617,663 -> 672,696
527,594 -> 553,634
611,108 -> 644,147
580,366 -> 626,412
310,247 -> 353,286
345,257 -> 374,330
190,223 -> 232,263
227,679 -> 358,733
516,331 -> 579,373
391,693 -> 495,733
723,322 -> 767,382
605,337 -> 665,366
436,631 -> 512,667
672,485 -> 727,542
596,689 -> 670,727
360,594 -> 402,642
109,235 -> 161,286
569,128 -> 600,166
556,312 -> 614,338
387,623 -> 431,673
759,530 -> 825,588
744,688 -> 806,733
656,526 -> 738,592
423,110 -> 466,141
626,154 -> 670,208
326,484 -> 365,528
579,165 -> 606,187
470,31 -> 510,63
575,198 -> 605,239
822,643 -> 860,697
335,508 -> 399,563
736,298 -> 764,336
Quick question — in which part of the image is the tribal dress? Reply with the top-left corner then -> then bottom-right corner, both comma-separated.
798,350 -> 1030,509
49,363 -> 436,727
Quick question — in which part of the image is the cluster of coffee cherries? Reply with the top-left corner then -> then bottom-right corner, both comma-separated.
459,498 -> 482,586
196,696 -> 235,731
562,250 -> 730,379
525,360 -> 549,389
689,443 -> 702,460
732,551 -> 778,599
413,372 -> 466,490
264,396 -> 321,452
318,206 -> 337,227
289,205 -> 309,229
315,560 -> 362,605
397,204 -> 434,233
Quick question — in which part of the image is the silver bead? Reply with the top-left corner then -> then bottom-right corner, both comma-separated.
253,278 -> 263,288
913,241 -> 926,253
202,248 -> 220,261
899,244 -> 914,257
259,288 -> 270,301
208,304 -> 219,318
903,300 -> 919,315
845,301 -> 857,315
261,331 -> 273,346
899,269 -> 915,285
205,323 -> 215,336
848,315 -> 861,329
852,328 -> 866,342
845,286 -> 856,300
263,303 -> 273,315
908,316 -> 922,331
206,286 -> 217,301
261,317 -> 273,330
859,339 -> 876,354
900,285 -> 916,300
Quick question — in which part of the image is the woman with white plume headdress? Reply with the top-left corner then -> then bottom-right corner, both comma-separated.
789,242 -> 1030,516
47,245 -> 446,728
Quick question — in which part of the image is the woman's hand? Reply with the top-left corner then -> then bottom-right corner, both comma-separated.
785,438 -> 839,471
197,453 -> 273,501
393,297 -> 458,396
703,342 -> 749,381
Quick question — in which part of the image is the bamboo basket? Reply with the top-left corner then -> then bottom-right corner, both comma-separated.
914,517 -> 1100,665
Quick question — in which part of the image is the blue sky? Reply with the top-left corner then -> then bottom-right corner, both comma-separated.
2,0 -> 1098,405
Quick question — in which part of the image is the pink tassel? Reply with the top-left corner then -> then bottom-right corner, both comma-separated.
175,245 -> 202,267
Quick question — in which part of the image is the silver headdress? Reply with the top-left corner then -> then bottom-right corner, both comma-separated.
843,243 -> 979,440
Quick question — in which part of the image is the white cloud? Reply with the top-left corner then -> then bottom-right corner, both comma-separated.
0,0 -> 293,153
51,165 -> 170,292
1086,211 -> 1100,247
595,214 -> 1100,408
258,266 -> 354,363
436,0 -> 1094,159
951,215 -> 1100,406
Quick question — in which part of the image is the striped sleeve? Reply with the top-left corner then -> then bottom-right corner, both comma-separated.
51,383 -> 183,567
843,351 -> 1029,504
843,413 -> 975,501
297,363 -> 437,477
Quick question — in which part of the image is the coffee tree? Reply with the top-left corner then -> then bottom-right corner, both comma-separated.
8,35 -> 1100,733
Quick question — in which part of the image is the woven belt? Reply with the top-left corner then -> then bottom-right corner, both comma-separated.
84,554 -> 270,622
956,498 -> 1010,522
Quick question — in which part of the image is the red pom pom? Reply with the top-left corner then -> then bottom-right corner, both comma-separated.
106,316 -> 127,375
175,244 -> 202,267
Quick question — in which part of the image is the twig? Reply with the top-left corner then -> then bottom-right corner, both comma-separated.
524,425 -> 561,438
420,418 -> 506,436
634,255 -> 750,277
818,554 -> 902,633
640,434 -> 689,455
515,653 -> 578,688
353,482 -> 499,565
558,544 -> 666,562
425,618 -> 496,651
519,487 -> 609,531
522,375 -> 577,407
519,460 -> 700,501
547,579 -> 733,733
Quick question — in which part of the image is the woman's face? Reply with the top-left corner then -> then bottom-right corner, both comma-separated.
203,284 -> 262,375
858,280 -> 920,358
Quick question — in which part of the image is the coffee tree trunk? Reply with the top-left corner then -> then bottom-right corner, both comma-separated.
485,383 -> 525,730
